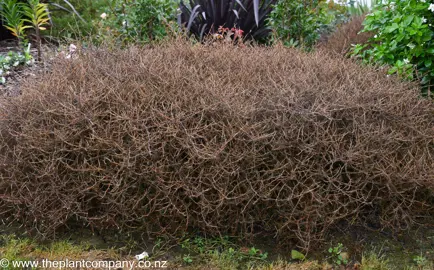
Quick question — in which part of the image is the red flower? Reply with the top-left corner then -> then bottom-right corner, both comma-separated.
233,28 -> 244,39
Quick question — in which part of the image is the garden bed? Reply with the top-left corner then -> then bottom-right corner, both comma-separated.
0,39 -> 56,97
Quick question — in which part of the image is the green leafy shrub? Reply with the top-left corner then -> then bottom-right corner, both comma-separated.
126,0 -> 177,42
1,0 -> 31,45
1,42 -> 433,249
22,0 -> 50,61
269,0 -> 349,49
352,0 -> 434,96
47,0 -> 105,39
1,0 -> 50,61
178,0 -> 277,41
43,0 -> 176,43
318,0 -> 352,37
94,0 -> 177,45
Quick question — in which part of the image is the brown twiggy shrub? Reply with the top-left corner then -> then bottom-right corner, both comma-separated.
319,15 -> 373,56
0,42 -> 433,250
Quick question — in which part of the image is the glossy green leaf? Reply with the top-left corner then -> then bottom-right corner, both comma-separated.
291,250 -> 305,260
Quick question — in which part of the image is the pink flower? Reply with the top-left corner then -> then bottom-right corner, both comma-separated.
232,28 -> 244,39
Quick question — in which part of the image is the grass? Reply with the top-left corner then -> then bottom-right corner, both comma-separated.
0,234 -> 120,270
361,251 -> 390,270
175,235 -> 269,269
1,231 -> 433,270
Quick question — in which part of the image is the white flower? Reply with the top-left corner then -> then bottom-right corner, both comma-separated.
429,3 -> 434,12
69,44 -> 77,53
100,12 -> 107,19
403,58 -> 410,64
422,17 -> 427,23
122,20 -> 127,27
5,56 -> 11,62
13,61 -> 19,67
0,69 -> 2,76
0,77 -> 5,84
420,0 -> 426,3
65,44 -> 78,60
407,43 -> 415,49
374,34 -> 378,38
135,251 -> 149,261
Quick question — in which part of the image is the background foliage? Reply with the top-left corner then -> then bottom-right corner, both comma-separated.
268,0 -> 349,49
178,0 -> 277,42
96,0 -> 177,44
352,0 -> 434,96
48,0 -> 105,39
